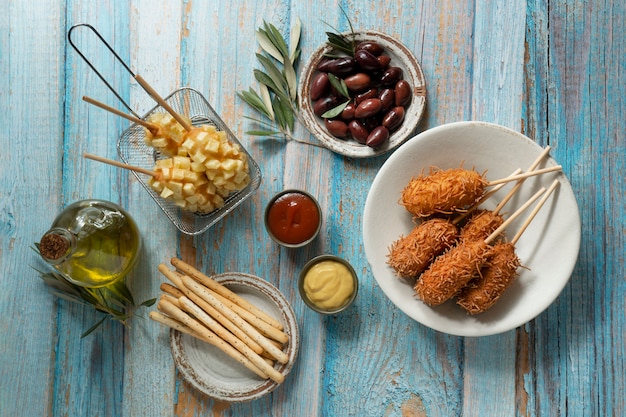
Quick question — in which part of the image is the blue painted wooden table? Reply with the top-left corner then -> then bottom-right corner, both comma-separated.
1,1 -> 624,416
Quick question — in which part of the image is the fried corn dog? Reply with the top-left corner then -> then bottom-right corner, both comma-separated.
400,168 -> 487,218
459,209 -> 504,242
414,240 -> 491,306
456,242 -> 520,314
387,218 -> 458,279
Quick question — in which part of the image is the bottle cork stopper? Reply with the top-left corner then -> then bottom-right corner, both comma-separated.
39,233 -> 70,260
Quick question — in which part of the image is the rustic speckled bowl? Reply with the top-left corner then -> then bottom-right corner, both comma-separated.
298,30 -> 427,158
169,272 -> 299,402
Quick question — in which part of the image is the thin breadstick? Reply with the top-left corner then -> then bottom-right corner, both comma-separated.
169,269 -> 288,344
494,146 -> 552,214
181,275 -> 289,364
134,74 -> 192,131
83,153 -> 159,178
160,282 -> 184,298
511,179 -> 559,245
149,311 -> 210,344
156,299 -> 272,380
485,187 -> 546,245
160,293 -> 181,307
177,296 -> 284,383
488,165 -> 561,186
170,258 -> 284,331
158,265 -> 264,355
82,95 -> 160,133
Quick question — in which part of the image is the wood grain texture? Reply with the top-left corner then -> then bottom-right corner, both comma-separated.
0,0 -> 624,416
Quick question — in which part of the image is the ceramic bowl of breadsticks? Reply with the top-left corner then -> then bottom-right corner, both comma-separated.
363,121 -> 581,336
116,88 -> 261,235
151,258 -> 298,402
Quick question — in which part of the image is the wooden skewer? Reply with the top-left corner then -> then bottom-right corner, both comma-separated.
170,258 -> 284,331
134,74 -> 192,131
494,146 -> 552,214
512,179 -> 559,245
156,299 -> 278,381
181,274 -> 289,364
82,96 -> 160,134
158,265 -> 265,355
488,165 -> 561,186
83,153 -> 159,179
485,187 -> 547,245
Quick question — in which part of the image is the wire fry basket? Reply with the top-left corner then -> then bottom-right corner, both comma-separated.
117,87 -> 262,235
67,24 -> 261,235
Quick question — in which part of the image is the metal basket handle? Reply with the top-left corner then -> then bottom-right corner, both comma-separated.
67,24 -> 191,131
68,23 -> 140,118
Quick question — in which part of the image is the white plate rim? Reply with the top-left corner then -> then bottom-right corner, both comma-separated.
363,121 -> 581,336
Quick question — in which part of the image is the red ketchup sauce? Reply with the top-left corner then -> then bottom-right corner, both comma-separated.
267,192 -> 320,245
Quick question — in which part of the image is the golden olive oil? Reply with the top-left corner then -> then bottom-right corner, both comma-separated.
40,200 -> 141,288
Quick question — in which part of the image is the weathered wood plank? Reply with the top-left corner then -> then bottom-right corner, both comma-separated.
0,1 -> 65,416
463,1 -> 527,417
524,1 -> 626,416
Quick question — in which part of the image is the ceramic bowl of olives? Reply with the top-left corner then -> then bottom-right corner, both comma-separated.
298,30 -> 427,158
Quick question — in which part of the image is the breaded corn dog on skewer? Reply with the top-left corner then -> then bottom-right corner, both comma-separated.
414,187 -> 547,306
457,180 -> 559,314
386,218 -> 459,279
458,147 -> 553,243
400,165 -> 561,218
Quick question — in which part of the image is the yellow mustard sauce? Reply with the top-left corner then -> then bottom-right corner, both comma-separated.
303,260 -> 355,310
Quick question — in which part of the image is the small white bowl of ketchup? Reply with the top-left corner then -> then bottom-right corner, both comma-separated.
264,189 -> 322,248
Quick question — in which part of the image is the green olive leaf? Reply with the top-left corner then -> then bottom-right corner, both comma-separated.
327,73 -> 351,99
246,130 -> 282,136
289,17 -> 302,64
256,29 -> 284,63
264,21 -> 290,58
321,100 -> 350,118
258,83 -> 275,120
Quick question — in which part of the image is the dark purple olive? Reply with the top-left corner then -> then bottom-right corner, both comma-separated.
344,73 -> 371,92
395,80 -> 412,107
341,103 -> 356,121
354,98 -> 383,118
313,96 -> 339,117
310,72 -> 330,101
355,88 -> 378,105
362,115 -> 382,131
366,126 -> 390,147
355,49 -> 381,71
382,106 -> 405,131
355,41 -> 384,56
377,55 -> 391,69
326,57 -> 357,76
378,88 -> 395,112
317,58 -> 334,72
348,120 -> 370,143
324,119 -> 350,138
380,67 -> 403,86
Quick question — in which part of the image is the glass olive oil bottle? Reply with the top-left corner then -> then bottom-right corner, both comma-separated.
39,200 -> 141,288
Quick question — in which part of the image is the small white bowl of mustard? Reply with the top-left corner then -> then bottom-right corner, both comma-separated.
298,255 -> 358,314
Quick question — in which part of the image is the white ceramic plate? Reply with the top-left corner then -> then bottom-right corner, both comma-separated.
363,121 -> 581,336
298,30 -> 426,158
169,273 -> 299,401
